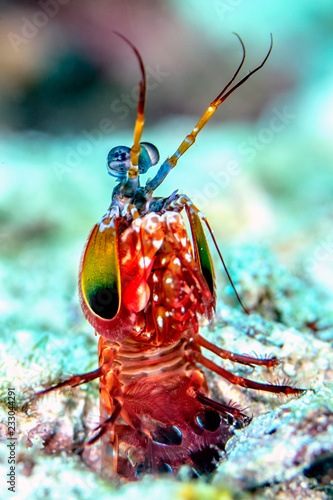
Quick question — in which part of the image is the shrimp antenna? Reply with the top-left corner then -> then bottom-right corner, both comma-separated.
113,32 -> 146,179
204,217 -> 249,314
146,34 -> 273,192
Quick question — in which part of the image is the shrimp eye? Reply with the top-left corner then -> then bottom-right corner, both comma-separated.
138,142 -> 159,174
107,143 -> 159,180
107,145 -> 131,179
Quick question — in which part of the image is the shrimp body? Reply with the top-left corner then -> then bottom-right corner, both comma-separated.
38,34 -> 303,481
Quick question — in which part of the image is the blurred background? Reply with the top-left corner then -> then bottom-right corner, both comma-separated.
0,0 -> 332,337
0,0 -> 332,132
0,3 -> 332,496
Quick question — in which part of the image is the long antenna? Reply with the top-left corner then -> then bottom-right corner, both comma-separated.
146,34 -> 273,192
113,32 -> 146,179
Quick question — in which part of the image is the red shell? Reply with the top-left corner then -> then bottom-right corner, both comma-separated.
79,211 -> 214,345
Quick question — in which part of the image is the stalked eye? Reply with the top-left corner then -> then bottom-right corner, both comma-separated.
107,146 -> 131,179
196,410 -> 222,432
107,143 -> 159,179
138,142 -> 159,174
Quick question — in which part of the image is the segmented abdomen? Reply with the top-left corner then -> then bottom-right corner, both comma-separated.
96,211 -> 232,478
98,335 -> 234,479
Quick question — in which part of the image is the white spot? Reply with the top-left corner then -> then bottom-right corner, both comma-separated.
152,274 -> 159,283
153,294 -> 159,302
167,214 -> 179,224
161,258 -> 167,266
157,316 -> 163,328
173,258 -> 181,266
181,237 -> 187,247
145,213 -> 160,228
185,254 -> 192,262
99,215 -> 115,231
181,307 -> 185,314
165,311 -> 170,317
121,204 -> 130,216
165,278 -> 172,284
139,256 -> 151,268
153,239 -> 162,249
132,218 -> 143,229
148,223 -> 157,232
